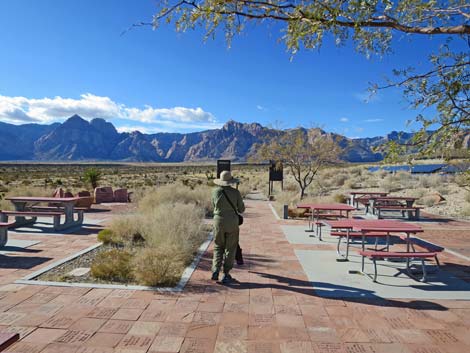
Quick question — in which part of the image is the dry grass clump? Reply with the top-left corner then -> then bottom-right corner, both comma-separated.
92,187 -> 207,286
418,174 -> 443,188
133,246 -> 184,286
138,183 -> 212,216
418,195 -> 438,207
461,205 -> 470,217
379,174 -> 402,193
90,249 -> 133,282
0,185 -> 52,211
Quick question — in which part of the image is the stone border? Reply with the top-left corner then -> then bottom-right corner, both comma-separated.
15,232 -> 213,292
268,202 -> 281,220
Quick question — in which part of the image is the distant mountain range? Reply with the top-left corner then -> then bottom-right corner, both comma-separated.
0,114 -> 419,162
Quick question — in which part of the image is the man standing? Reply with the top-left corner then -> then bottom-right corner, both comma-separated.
211,170 -> 245,284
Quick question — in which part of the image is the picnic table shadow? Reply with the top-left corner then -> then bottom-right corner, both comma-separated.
11,223 -> 104,236
0,254 -> 52,269
216,270 -> 448,311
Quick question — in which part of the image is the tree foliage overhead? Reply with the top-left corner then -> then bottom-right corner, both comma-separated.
145,0 -> 470,160
150,0 -> 469,55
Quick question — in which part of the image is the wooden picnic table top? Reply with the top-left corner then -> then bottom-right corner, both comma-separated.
296,203 -> 355,211
6,196 -> 80,202
323,219 -> 423,233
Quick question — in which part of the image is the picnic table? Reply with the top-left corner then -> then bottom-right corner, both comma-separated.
1,196 -> 83,231
323,219 -> 434,281
297,203 -> 355,240
348,191 -> 388,209
323,219 -> 408,260
369,196 -> 420,220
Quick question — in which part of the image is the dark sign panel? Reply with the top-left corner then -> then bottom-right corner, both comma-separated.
217,160 -> 231,178
269,160 -> 283,181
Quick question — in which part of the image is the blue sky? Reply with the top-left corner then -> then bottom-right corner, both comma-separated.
0,0 -> 465,137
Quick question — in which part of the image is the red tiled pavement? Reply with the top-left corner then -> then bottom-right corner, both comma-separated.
0,200 -> 469,352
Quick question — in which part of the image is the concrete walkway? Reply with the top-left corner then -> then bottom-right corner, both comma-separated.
0,200 -> 469,352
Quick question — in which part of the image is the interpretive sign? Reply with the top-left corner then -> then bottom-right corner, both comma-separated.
217,160 -> 231,178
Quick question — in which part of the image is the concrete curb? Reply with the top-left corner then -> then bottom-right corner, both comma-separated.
268,202 -> 281,220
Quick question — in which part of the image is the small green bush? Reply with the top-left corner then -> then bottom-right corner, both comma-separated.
97,229 -> 115,245
90,249 -> 133,282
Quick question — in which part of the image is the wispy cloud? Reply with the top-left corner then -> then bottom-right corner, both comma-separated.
256,105 -> 266,111
339,117 -> 349,122
362,118 -> 384,123
0,93 -> 219,131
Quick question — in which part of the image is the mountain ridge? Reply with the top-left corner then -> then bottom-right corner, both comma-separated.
0,115 -> 413,162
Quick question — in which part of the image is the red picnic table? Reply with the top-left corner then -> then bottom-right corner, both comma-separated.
323,219 -> 433,281
323,219 -> 414,260
348,191 -> 388,209
296,203 -> 355,240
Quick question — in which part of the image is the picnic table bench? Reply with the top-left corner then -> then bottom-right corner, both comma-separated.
0,222 -> 15,247
374,205 -> 422,220
359,250 -> 438,282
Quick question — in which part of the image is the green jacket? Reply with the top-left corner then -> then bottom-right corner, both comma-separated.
212,186 -> 245,218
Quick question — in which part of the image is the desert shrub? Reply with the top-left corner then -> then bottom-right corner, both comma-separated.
409,188 -> 427,199
109,216 -> 145,244
97,229 -> 114,244
379,175 -> 401,192
138,184 -> 212,215
464,192 -> 470,203
139,202 -> 206,259
91,249 -> 133,282
418,174 -> 443,189
132,246 -> 184,286
333,193 -> 348,203
349,166 -> 364,177
237,183 -> 251,198
436,186 -> 449,196
332,173 -> 348,187
461,205 -> 470,217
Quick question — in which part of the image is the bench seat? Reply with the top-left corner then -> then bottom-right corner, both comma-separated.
0,210 -> 63,217
373,205 -> 421,220
0,210 -> 64,231
0,221 -> 15,247
359,250 -> 438,282
31,206 -> 88,212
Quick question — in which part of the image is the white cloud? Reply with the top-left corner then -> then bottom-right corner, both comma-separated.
256,105 -> 266,111
363,118 -> 384,123
339,117 -> 349,122
0,94 -> 218,130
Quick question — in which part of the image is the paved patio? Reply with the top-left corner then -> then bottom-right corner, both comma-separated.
0,200 -> 469,352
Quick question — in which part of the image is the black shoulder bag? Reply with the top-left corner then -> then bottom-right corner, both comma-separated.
221,189 -> 244,226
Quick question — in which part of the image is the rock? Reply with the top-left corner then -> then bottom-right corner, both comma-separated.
67,267 -> 90,277
94,187 -> 114,203
113,188 -> 129,203
430,193 -> 446,205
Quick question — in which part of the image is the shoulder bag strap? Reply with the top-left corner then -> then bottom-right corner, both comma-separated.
221,189 -> 239,215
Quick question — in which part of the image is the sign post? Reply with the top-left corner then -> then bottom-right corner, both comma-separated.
217,160 -> 231,178
268,160 -> 283,195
